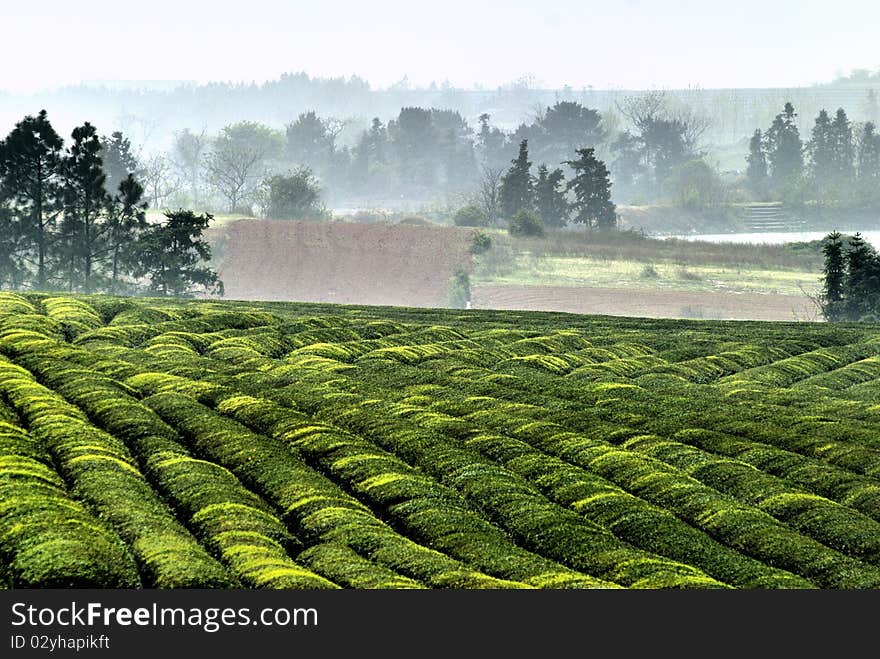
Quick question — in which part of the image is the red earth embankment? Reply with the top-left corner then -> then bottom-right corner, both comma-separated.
217,220 -> 473,307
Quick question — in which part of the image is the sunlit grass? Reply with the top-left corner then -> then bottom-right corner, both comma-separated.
475,254 -> 821,296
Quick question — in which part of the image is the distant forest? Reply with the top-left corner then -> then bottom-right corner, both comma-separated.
2,71 -> 879,214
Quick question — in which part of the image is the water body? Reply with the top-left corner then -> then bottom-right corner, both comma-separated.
665,231 -> 880,246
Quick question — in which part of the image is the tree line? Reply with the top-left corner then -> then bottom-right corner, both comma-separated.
746,103 -> 880,207
0,111 -> 221,296
13,70 -> 879,167
454,139 -> 617,237
46,94 -> 880,224
135,94 -> 711,215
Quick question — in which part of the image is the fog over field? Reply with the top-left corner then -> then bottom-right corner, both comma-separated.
2,1 -> 879,145
3,1 -> 879,93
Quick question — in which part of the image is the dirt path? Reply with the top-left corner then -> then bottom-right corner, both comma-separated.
472,284 -> 820,321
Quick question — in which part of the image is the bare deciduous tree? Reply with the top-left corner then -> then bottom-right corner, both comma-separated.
172,128 -> 208,206
616,90 -> 668,133
141,154 -> 179,208
617,90 -> 711,151
476,166 -> 504,224
205,122 -> 281,214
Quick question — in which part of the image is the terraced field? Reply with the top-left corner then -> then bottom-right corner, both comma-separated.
1,291 -> 879,589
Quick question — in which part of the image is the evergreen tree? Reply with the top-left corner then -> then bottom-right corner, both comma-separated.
285,111 -> 336,176
388,107 -> 438,196
104,174 -> 147,293
499,139 -> 534,218
642,117 -> 692,194
366,118 -> 387,164
807,110 -> 834,195
829,108 -> 855,184
564,147 -> 617,229
435,112 -> 477,192
351,118 -> 389,193
531,101 -> 606,168
822,232 -> 880,321
0,201 -> 28,288
857,122 -> 880,181
534,165 -> 569,228
745,129 -> 768,199
865,89 -> 880,125
821,231 -> 845,320
765,102 -> 804,191
0,110 -> 64,288
844,233 -> 875,319
59,122 -> 110,292
476,113 -> 508,170
100,131 -> 139,197
134,210 -> 222,297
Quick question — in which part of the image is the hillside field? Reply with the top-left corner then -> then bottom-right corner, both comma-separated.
1,292 -> 880,589
209,220 -> 822,320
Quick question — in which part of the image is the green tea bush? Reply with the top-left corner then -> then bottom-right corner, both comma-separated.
0,422 -> 140,587
2,296 -> 880,589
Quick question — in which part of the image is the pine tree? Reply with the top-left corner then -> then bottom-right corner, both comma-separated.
100,131 -> 139,196
807,110 -> 834,194
104,174 -> 147,293
857,122 -> 880,181
60,123 -> 110,292
855,122 -> 880,206
864,89 -> 880,125
0,110 -> 64,288
564,148 -> 616,229
821,231 -> 845,320
829,108 -> 855,185
534,165 -> 569,228
499,139 -> 534,218
134,209 -> 223,297
844,233 -> 875,319
351,118 -> 388,194
745,129 -> 768,199
0,202 -> 28,288
765,102 -> 804,191
476,113 -> 508,170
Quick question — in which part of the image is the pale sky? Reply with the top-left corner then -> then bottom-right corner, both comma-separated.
1,0 -> 878,93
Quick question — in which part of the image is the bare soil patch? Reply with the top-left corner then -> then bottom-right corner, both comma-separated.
472,284 -> 819,321
217,220 -> 473,307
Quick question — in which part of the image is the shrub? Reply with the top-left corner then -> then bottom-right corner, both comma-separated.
508,209 -> 545,237
262,168 -> 330,221
453,205 -> 490,227
447,270 -> 471,309
399,215 -> 432,226
640,264 -> 660,279
469,231 -> 492,255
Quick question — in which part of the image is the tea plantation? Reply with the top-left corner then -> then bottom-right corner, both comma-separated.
1,291 -> 879,589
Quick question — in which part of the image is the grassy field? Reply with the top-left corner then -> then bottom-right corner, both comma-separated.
1,291 -> 879,589
477,227 -> 824,269
473,229 -> 822,295
468,229 -> 824,320
476,253 -> 821,296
